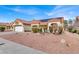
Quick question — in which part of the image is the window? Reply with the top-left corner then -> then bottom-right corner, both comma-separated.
32,25 -> 38,28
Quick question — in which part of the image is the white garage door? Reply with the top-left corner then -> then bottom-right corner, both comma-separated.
15,26 -> 24,32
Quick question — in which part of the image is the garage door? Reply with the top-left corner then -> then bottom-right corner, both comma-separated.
15,26 -> 24,32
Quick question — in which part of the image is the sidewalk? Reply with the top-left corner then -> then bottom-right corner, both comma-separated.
0,38 -> 45,54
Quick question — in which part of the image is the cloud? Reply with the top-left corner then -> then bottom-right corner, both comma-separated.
1,5 -> 79,21
0,6 -> 39,15
45,5 -> 79,20
12,8 -> 37,15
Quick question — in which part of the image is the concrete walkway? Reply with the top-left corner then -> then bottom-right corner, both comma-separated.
0,32 -> 16,35
0,38 -> 45,54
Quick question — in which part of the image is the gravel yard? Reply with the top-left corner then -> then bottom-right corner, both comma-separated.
0,31 -> 79,53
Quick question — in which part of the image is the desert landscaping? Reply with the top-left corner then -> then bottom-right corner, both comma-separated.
0,31 -> 79,53
0,5 -> 79,54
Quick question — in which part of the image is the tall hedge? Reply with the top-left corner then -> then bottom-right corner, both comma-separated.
32,28 -> 39,33
0,26 -> 5,32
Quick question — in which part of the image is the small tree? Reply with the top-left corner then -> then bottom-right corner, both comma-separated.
0,26 -> 5,32
77,30 -> 79,34
68,26 -> 73,32
58,26 -> 63,34
64,20 -> 68,28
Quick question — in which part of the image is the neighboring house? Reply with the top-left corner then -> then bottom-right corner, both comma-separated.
67,19 -> 74,27
13,19 -> 31,32
0,22 -> 13,31
31,17 -> 64,33
73,16 -> 79,30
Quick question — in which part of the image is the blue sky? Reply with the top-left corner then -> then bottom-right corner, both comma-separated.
0,5 -> 79,22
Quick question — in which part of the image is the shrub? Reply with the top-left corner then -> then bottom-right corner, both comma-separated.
32,28 -> 39,33
71,29 -> 77,33
49,27 -> 53,33
58,27 -> 63,34
76,30 -> 79,34
0,26 -> 5,32
39,28 -> 42,33
68,28 -> 73,32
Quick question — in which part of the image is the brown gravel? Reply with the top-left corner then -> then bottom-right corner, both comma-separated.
0,31 -> 79,54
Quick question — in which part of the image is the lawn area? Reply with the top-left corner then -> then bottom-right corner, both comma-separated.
0,31 -> 79,53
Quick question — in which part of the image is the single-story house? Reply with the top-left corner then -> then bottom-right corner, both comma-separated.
0,22 -> 13,31
31,17 -> 64,33
0,17 -> 64,33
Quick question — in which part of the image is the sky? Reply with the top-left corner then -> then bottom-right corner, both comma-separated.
0,5 -> 79,22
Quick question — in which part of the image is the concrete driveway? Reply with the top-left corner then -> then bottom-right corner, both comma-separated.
0,32 -> 16,35
0,37 -> 45,54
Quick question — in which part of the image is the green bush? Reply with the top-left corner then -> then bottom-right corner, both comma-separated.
49,27 -> 53,33
76,30 -> 79,34
39,28 -> 42,33
68,28 -> 73,32
58,27 -> 63,34
32,28 -> 39,33
0,26 -> 5,32
71,29 -> 77,33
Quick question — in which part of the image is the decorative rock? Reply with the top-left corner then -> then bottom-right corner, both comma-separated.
60,39 -> 66,44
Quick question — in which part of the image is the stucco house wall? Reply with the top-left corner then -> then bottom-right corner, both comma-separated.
24,25 -> 31,32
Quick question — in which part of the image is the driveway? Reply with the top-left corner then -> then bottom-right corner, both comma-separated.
0,37 -> 45,54
0,32 -> 16,35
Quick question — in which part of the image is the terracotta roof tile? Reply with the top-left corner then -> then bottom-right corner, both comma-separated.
0,17 -> 64,26
40,22 -> 48,25
31,20 -> 41,24
15,19 -> 31,25
0,23 -> 13,26
48,17 -> 64,23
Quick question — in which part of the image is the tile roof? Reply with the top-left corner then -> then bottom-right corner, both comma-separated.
0,17 -> 64,26
31,20 -> 41,24
31,17 -> 64,24
40,22 -> 48,25
48,17 -> 64,23
15,19 -> 31,25
0,22 -> 13,26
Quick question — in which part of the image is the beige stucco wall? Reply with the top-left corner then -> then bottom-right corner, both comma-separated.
31,24 -> 39,28
24,25 -> 31,31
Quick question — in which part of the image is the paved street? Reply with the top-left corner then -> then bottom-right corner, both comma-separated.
0,38 -> 45,54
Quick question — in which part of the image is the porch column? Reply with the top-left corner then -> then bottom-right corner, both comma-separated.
47,26 -> 50,33
52,28 -> 55,33
62,23 -> 64,33
13,26 -> 15,32
42,28 -> 44,32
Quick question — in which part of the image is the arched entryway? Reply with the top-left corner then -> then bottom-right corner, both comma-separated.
49,23 -> 58,33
